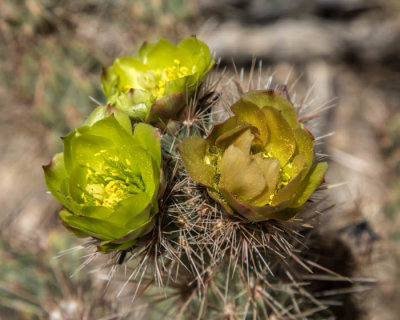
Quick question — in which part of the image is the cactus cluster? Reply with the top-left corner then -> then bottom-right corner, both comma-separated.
43,37 -> 332,319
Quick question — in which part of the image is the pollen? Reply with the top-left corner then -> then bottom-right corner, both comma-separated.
81,155 -> 145,209
136,59 -> 191,100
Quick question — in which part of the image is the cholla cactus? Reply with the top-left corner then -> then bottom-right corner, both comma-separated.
180,90 -> 327,221
43,106 -> 162,252
42,37 -> 349,320
101,36 -> 214,124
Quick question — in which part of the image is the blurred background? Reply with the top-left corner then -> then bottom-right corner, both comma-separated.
1,0 -> 400,319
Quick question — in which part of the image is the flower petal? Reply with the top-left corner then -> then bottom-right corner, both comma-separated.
139,38 -> 191,69
179,136 -> 215,187
115,89 -> 152,120
59,209 -> 128,240
290,162 -> 328,208
112,57 -> 150,91
98,218 -> 155,252
132,123 -> 161,169
248,155 -> 280,206
241,90 -> 299,129
220,188 -> 296,221
231,128 -> 254,153
231,99 -> 269,146
220,145 -> 267,203
215,123 -> 254,150
271,153 -> 306,205
146,92 -> 185,124
43,152 -> 68,206
262,106 -> 296,167
63,133 -> 114,172
207,116 -> 239,146
293,128 -> 314,176
116,193 -> 152,227
178,36 -> 214,75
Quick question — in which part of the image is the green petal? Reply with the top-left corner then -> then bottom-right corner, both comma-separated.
84,106 -> 110,127
165,76 -> 190,95
59,209 -> 128,240
115,192 -> 152,227
220,145 -> 267,203
64,116 -> 134,172
139,38 -> 191,69
231,99 -> 269,146
98,218 -> 155,252
179,136 -> 215,187
68,165 -> 89,204
84,115 -> 134,145
242,90 -> 299,129
290,162 -> 328,208
137,41 -> 157,62
132,123 -> 161,169
59,213 -> 91,238
65,134 -> 114,171
81,206 -> 114,220
178,36 -> 212,75
113,110 -> 133,135
178,37 -> 210,61
263,106 -> 296,167
112,57 -> 150,90
43,152 -> 68,206
124,146 -> 156,197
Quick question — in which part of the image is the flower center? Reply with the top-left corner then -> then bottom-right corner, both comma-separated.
80,150 -> 145,209
136,59 -> 190,99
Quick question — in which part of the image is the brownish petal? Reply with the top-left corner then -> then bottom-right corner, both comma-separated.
241,90 -> 299,129
146,92 -> 185,124
219,145 -> 267,203
215,123 -> 254,150
231,99 -> 269,146
207,116 -> 239,146
220,188 -> 296,222
179,136 -> 215,187
248,155 -> 280,206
